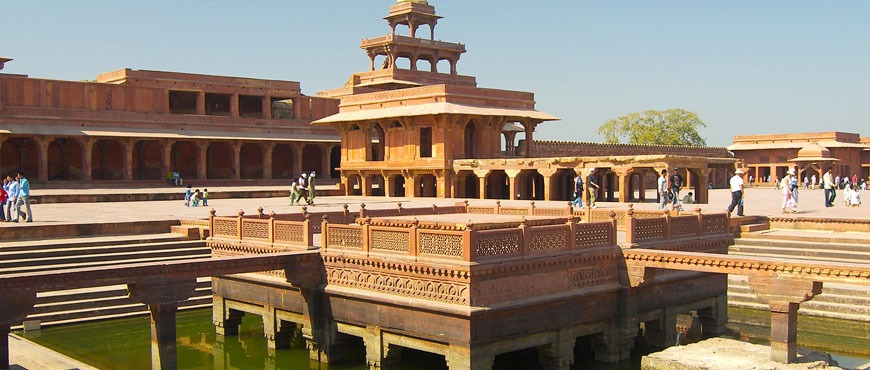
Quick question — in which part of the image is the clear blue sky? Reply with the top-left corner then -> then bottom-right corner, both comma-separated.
3,1 -> 868,147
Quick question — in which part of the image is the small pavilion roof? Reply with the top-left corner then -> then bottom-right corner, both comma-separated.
312,102 -> 559,124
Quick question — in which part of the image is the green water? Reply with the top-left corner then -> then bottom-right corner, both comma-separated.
17,307 -> 869,369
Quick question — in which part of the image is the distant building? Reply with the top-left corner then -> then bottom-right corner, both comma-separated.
728,132 -> 870,185
0,63 -> 339,183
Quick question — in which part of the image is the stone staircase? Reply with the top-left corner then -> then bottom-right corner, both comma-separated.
0,231 -> 212,328
728,228 -> 870,322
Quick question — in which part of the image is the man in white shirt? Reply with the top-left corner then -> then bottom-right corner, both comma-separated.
727,169 -> 745,216
823,168 -> 836,207
657,169 -> 669,211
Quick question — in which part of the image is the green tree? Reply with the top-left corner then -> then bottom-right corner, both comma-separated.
597,109 -> 707,146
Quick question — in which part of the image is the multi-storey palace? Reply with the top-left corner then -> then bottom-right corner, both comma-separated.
0,62 -> 340,184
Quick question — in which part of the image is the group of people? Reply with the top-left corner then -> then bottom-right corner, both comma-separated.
1,171 -> 33,223
657,168 -> 690,212
727,167 -> 863,217
183,185 -> 208,207
289,172 -> 317,206
571,168 -> 600,208
166,171 -> 184,187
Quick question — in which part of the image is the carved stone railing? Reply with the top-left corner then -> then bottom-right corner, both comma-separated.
624,207 -> 731,246
322,214 -> 617,264
461,200 -> 572,218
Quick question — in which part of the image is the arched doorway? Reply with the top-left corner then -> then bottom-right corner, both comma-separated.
239,143 -> 263,179
1,137 -> 40,180
132,140 -> 162,180
551,169 -> 576,201
330,146 -> 341,179
91,139 -> 124,181
390,175 -> 406,197
171,141 -> 198,180
207,142 -> 234,179
301,145 -> 323,175
518,170 -> 544,200
346,174 -> 363,196
272,144 -> 294,179
455,171 -> 479,199
370,125 -> 385,161
417,174 -> 437,197
485,170 -> 509,199
47,138 -> 84,181
369,174 -> 385,196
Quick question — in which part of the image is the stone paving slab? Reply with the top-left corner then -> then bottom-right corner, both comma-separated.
2,187 -> 868,230
8,333 -> 99,370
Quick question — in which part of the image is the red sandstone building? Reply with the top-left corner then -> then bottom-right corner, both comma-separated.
729,132 -> 870,185
0,60 -> 340,184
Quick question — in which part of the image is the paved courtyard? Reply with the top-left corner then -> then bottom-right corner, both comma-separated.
0,186 -> 863,227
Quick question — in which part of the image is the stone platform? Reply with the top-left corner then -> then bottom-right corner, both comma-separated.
642,338 -> 843,370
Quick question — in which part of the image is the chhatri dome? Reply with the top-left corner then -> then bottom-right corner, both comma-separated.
397,0 -> 428,3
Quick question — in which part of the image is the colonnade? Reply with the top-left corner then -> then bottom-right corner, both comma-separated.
0,135 -> 339,182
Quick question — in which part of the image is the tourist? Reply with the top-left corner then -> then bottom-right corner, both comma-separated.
657,169 -> 669,211
289,181 -> 301,206
5,175 -> 19,222
780,170 -> 797,213
16,171 -> 33,222
803,175 -> 809,190
586,168 -> 599,208
727,169 -> 744,216
811,174 -> 817,190
202,189 -> 209,207
307,171 -> 317,206
823,168 -> 836,207
748,175 -> 753,187
682,191 -> 695,204
846,185 -> 861,207
297,172 -> 310,205
184,184 -> 192,207
571,175 -> 584,207
790,170 -> 799,205
670,168 -> 684,211
191,189 -> 202,206
173,171 -> 183,187
0,178 -> 7,222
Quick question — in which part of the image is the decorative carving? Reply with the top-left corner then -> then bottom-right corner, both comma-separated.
370,229 -> 411,252
528,227 -> 569,252
476,229 -> 521,257
418,232 -> 463,257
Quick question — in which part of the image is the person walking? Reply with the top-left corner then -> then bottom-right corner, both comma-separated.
727,169 -> 745,216
184,185 -> 192,207
669,168 -> 684,211
657,169 -> 670,211
289,181 -> 301,206
586,168 -> 599,208
5,175 -> 20,222
780,170 -> 797,213
202,189 -> 209,207
307,171 -> 317,206
15,171 -> 33,222
823,168 -> 836,207
571,175 -> 584,207
0,178 -> 7,222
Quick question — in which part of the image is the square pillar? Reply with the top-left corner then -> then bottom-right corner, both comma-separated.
769,302 -> 799,363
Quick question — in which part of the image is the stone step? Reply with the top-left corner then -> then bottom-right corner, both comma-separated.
728,246 -> 868,264
0,240 -> 206,262
734,235 -> 870,253
0,243 -> 210,271
744,230 -> 870,245
728,277 -> 870,322
0,253 -> 211,275
0,233 -> 188,253
739,222 -> 770,233
728,245 -> 870,264
24,278 -> 213,328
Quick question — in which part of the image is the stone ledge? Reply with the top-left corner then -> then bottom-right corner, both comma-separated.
641,338 -> 842,370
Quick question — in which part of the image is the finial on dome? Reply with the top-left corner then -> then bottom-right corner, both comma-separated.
397,0 -> 428,3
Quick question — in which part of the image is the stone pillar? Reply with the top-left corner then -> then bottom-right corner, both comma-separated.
638,172 -> 647,202
539,169 -> 558,201
383,174 -> 394,197
644,308 -> 677,348
291,143 -> 304,177
537,328 -> 576,370
436,171 -> 450,198
37,137 -> 50,182
361,174 -> 372,196
363,326 -> 402,370
127,278 -> 196,370
262,96 -> 272,120
212,296 -> 244,336
505,169 -> 521,200
124,139 -> 135,181
263,143 -> 275,179
445,345 -> 495,370
523,122 -> 535,157
614,168 -> 632,203
262,306 -> 292,350
473,169 -> 489,199
321,144 -> 332,179
197,142 -> 208,180
695,168 -> 712,204
747,276 -> 822,363
697,295 -> 728,337
0,288 -> 37,370
232,141 -> 241,180
83,139 -> 95,181
196,92 -> 205,115
230,93 -> 239,117
404,175 -> 416,197
162,140 -> 173,179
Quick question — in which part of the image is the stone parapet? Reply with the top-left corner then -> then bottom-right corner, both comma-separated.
533,140 -> 732,159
